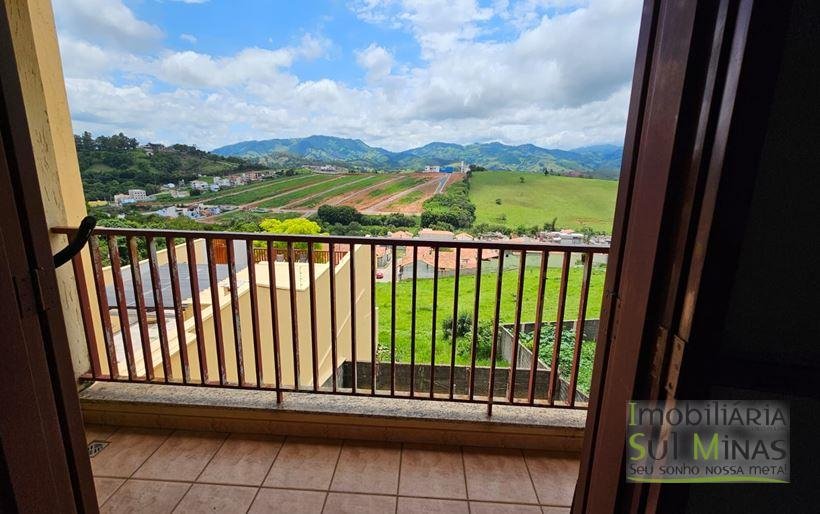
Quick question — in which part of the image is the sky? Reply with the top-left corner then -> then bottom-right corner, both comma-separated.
52,0 -> 642,152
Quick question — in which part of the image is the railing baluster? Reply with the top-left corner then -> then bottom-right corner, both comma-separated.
328,242 -> 339,393
548,252 -> 572,405
349,243 -> 357,393
307,244 -> 319,391
449,247 -> 461,399
205,238 -> 227,385
370,244 -> 377,395
246,240 -> 263,388
107,235 -> 136,380
186,239 -> 208,384
88,236 -> 116,378
409,246 -> 418,398
390,245 -> 398,396
429,247 -> 440,398
487,251 -> 505,416
127,236 -> 154,381
527,250 -> 549,404
286,242 -> 300,390
146,236 -> 172,382
568,252 -> 594,407
70,248 -> 101,379
267,242 -> 283,403
468,248 -> 482,401
226,239 -> 245,386
166,237 -> 190,384
508,251 -> 528,403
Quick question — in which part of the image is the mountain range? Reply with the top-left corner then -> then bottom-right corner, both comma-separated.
212,135 -> 622,179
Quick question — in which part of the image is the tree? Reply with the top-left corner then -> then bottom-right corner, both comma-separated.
317,205 -> 362,225
259,218 -> 323,249
519,176 -> 525,183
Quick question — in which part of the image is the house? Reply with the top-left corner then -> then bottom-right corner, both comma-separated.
214,177 -> 231,187
190,179 -> 208,191
113,193 -> 135,206
388,230 -> 413,239
418,228 -> 454,240
424,165 -> 440,172
455,232 -> 474,241
170,189 -> 190,199
209,183 -> 220,192
127,189 -> 146,201
396,246 -> 498,280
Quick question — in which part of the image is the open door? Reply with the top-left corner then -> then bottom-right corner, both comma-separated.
0,2 -> 97,511
575,0 -> 795,512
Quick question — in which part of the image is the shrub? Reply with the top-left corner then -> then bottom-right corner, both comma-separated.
442,311 -> 472,340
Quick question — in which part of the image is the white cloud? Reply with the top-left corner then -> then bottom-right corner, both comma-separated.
55,0 -> 642,151
179,34 -> 198,44
53,0 -> 163,52
356,44 -> 394,80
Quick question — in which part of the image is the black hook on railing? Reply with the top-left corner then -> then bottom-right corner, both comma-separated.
54,216 -> 97,268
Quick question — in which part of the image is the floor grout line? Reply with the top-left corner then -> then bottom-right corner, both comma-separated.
521,447 -> 543,505
192,431 -> 230,483
395,442 -> 403,514
247,434 -> 287,512
169,482 -> 194,513
460,446 -> 471,513
321,439 -> 345,512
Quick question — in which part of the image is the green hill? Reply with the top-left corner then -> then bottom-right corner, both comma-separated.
76,132 -> 247,201
213,135 -> 623,178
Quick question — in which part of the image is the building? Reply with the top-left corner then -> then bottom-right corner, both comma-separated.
190,179 -> 208,191
418,228 -> 454,240
127,189 -> 146,201
113,193 -> 135,206
423,165 -> 440,173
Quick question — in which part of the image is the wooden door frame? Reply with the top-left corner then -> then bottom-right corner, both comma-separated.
0,1 -> 97,511
574,0 -> 794,512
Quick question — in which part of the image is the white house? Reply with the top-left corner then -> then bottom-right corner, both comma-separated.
127,189 -> 147,201
190,180 -> 208,191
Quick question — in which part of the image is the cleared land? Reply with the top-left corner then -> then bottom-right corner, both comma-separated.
374,263 -> 605,368
470,171 -> 618,233
206,174 -> 333,205
290,175 -> 387,208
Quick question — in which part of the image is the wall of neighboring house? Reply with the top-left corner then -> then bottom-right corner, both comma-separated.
157,244 -> 375,388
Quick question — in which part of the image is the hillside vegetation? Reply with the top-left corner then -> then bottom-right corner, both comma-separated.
213,135 -> 622,178
76,132 -> 247,200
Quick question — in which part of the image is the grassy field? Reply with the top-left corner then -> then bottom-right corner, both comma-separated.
375,263 -> 605,367
469,171 -> 618,233
362,176 -> 426,199
207,174 -> 332,205
293,175 -> 388,208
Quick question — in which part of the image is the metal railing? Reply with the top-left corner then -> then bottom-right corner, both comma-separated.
54,226 -> 608,414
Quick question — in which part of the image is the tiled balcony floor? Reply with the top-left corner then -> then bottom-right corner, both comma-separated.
86,424 -> 578,513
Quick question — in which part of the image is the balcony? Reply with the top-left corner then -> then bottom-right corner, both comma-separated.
56,226 -> 606,512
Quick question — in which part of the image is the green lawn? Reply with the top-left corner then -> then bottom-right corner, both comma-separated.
375,263 -> 605,367
469,171 -> 618,233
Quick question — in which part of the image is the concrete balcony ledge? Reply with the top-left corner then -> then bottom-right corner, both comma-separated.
80,382 -> 587,452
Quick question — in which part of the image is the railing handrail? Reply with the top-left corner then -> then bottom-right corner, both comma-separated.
51,226 -> 610,254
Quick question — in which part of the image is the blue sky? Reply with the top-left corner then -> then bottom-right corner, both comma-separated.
53,0 -> 642,151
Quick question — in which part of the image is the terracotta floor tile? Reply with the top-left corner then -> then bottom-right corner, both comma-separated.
91,427 -> 171,478
330,441 -> 401,495
101,479 -> 190,513
469,502 -> 543,514
86,424 -> 118,444
462,447 -> 538,504
541,507 -> 571,514
397,496 -> 469,513
249,488 -> 327,514
197,434 -> 283,486
172,483 -> 257,513
133,431 -> 226,481
94,477 -> 124,505
263,437 -> 341,490
523,452 -> 579,506
399,444 -> 466,499
323,492 -> 396,514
